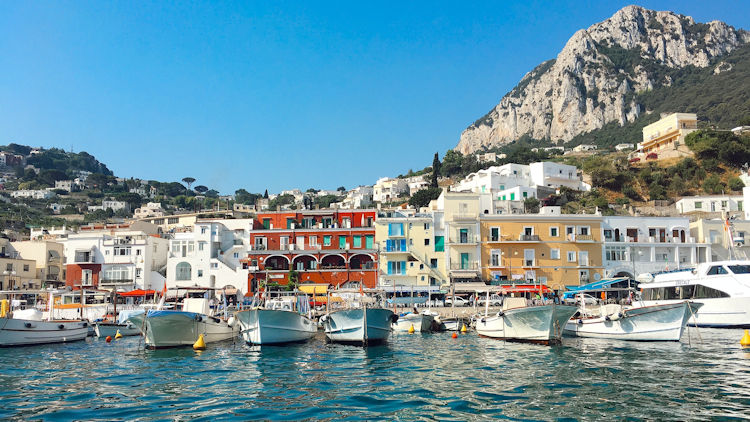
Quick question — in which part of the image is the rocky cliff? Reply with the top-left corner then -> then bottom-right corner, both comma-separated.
455,5 -> 750,154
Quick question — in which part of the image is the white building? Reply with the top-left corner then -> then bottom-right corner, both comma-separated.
601,216 -> 711,278
572,144 -> 597,152
529,162 -> 590,191
165,218 -> 253,294
54,180 -> 81,192
373,177 -> 408,203
675,195 -> 744,215
134,202 -> 164,219
48,203 -> 63,214
340,186 -> 373,209
408,179 -> 429,195
615,143 -> 635,151
88,200 -> 131,213
11,189 -> 55,200
60,223 -> 168,291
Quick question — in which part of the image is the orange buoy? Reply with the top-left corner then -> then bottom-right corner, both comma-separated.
451,332 -> 458,339
105,336 -> 112,343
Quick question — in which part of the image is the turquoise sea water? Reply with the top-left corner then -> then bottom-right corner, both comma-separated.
1,328 -> 749,421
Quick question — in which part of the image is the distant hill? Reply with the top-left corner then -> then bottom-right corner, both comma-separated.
456,5 -> 749,154
0,144 -> 113,176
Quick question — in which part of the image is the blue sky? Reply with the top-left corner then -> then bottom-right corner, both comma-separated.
1,1 -> 747,194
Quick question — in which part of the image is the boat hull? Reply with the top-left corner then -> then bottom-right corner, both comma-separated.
642,296 -> 750,328
475,305 -> 577,345
95,322 -> 141,338
236,309 -> 317,345
0,317 -> 89,346
322,308 -> 394,345
563,302 -> 698,341
144,310 -> 238,348
392,312 -> 434,332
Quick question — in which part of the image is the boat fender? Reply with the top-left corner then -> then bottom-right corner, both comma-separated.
605,315 -> 611,322
496,311 -> 504,317
24,322 -> 32,328
577,319 -> 583,325
390,314 -> 399,323
227,316 -> 236,327
81,322 -> 88,327
480,317 -> 486,323
58,324 -> 65,330
609,313 -> 622,321
195,315 -> 203,322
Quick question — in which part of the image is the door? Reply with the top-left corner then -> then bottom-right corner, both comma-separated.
579,251 -> 589,266
659,229 -> 666,243
460,253 -> 469,270
297,236 -> 305,250
280,236 -> 289,250
524,249 -> 535,266
460,229 -> 468,243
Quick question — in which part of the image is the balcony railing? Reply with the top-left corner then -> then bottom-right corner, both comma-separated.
449,235 -> 478,244
576,234 -> 594,242
449,262 -> 480,271
518,234 -> 540,241
99,278 -> 134,285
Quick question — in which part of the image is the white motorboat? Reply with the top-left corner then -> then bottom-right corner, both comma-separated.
0,299 -> 89,347
236,297 -> 317,345
321,303 -> 395,345
392,310 -> 434,332
475,298 -> 578,345
563,301 -> 701,341
144,298 -> 238,348
94,320 -> 141,338
437,316 -> 466,332
639,261 -> 750,327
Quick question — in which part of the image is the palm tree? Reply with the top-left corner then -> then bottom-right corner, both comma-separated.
182,177 -> 196,191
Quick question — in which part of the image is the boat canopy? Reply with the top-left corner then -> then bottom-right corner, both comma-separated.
562,278 -> 632,299
119,289 -> 156,297
299,284 -> 330,295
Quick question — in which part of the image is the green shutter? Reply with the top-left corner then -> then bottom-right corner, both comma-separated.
435,236 -> 444,252
353,236 -> 362,248
365,235 -> 374,249
339,236 -> 346,249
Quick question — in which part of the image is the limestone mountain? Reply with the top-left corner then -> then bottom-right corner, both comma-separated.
456,5 -> 749,154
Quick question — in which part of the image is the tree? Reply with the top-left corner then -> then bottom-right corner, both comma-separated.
702,175 -> 725,194
182,177 -> 196,191
440,150 -> 464,177
523,197 -> 540,214
286,269 -> 300,291
729,177 -> 745,191
194,185 -> 209,194
431,152 -> 441,188
408,187 -> 442,208
648,183 -> 667,200
337,186 -> 346,192
235,189 -> 260,205
263,189 -> 269,199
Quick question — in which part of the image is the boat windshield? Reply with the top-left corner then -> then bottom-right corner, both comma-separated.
728,265 -> 750,274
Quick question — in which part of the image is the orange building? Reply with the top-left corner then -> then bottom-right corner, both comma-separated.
243,209 -> 378,293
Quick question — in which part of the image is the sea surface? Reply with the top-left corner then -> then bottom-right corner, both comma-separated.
1,328 -> 749,421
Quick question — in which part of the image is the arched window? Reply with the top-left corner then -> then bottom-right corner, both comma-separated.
176,262 -> 192,281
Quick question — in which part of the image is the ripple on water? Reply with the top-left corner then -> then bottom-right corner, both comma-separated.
0,329 -> 748,420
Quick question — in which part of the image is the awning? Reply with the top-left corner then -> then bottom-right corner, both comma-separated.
562,278 -> 631,299
299,284 -> 330,294
380,285 -> 442,293
119,289 -> 156,297
222,288 -> 238,295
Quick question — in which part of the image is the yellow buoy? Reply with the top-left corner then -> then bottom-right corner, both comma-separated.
460,324 -> 467,333
114,330 -> 123,340
408,324 -> 415,334
741,330 -> 750,347
193,333 -> 206,350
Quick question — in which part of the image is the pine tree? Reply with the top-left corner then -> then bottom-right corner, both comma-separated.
430,152 -> 440,188
263,189 -> 269,199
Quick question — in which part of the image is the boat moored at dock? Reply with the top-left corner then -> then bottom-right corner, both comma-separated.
475,297 -> 577,345
144,296 -> 238,349
236,296 -> 317,345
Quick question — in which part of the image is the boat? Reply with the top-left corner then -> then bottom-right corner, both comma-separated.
392,309 -> 434,332
235,296 -> 317,345
143,296 -> 238,349
320,290 -> 396,345
639,261 -> 750,328
0,292 -> 89,347
94,317 -> 141,338
475,297 -> 578,345
563,301 -> 702,341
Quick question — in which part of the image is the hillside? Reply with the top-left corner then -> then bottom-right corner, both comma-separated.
456,5 -> 749,154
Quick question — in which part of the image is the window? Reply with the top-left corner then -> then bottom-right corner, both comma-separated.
605,247 -> 627,261
5,263 -> 12,272
211,263 -> 218,269
387,261 -> 406,275
722,201 -> 728,209
434,236 -> 444,252
339,236 -> 347,249
233,252 -> 239,258
309,236 -> 319,247
649,228 -> 656,237
424,223 -> 430,230
175,262 -> 192,280
707,265 -> 729,275
102,265 -> 130,282
136,248 -> 142,256
567,251 -> 576,262
200,226 -> 207,234
105,250 -> 110,255
424,239 -> 430,246
695,201 -> 702,209
353,236 -> 362,248
198,242 -> 205,251
550,227 -> 559,237
197,270 -> 203,277
388,223 -> 404,237
694,285 -> 730,299
578,251 -> 589,266
728,265 -> 750,274
566,226 -> 574,236
490,227 -> 499,241
168,217 -> 178,224
550,248 -> 560,260
603,229 -> 612,240
430,259 -> 438,269
23,264 -> 29,272
523,249 -> 535,266
578,226 -> 590,236
323,236 -> 331,246
490,250 -> 500,266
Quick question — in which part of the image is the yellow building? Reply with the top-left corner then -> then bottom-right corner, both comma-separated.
480,210 -> 605,290
10,240 -> 66,288
639,112 -> 698,154
0,239 -> 41,294
435,191 -> 483,284
375,210 -> 448,290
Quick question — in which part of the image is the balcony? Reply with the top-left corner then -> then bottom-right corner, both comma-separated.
449,262 -> 480,272
451,213 -> 477,221
517,234 -> 540,242
99,278 -> 134,285
575,234 -> 594,242
73,251 -> 94,264
448,235 -> 478,245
